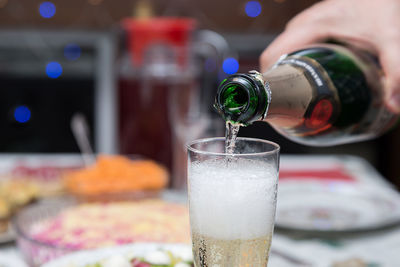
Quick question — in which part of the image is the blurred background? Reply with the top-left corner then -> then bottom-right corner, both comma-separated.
0,0 -> 399,189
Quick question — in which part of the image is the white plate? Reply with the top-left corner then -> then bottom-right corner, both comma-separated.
276,180 -> 400,232
0,248 -> 28,267
42,243 -> 191,267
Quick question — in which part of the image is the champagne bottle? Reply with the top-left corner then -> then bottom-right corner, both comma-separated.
214,43 -> 399,146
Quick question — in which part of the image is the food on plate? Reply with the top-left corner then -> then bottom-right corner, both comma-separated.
0,198 -> 10,218
0,179 -> 38,233
11,165 -> 77,197
65,155 -> 168,195
62,247 -> 193,267
0,197 -> 10,233
29,199 -> 190,250
332,258 -> 367,267
0,180 -> 39,208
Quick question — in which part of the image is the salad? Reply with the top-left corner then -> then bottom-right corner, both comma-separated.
75,248 -> 193,267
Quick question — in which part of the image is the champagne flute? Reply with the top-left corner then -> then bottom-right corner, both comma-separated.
187,137 -> 280,267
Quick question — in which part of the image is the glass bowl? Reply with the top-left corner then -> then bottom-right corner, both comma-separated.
13,191 -> 188,267
12,197 -> 78,267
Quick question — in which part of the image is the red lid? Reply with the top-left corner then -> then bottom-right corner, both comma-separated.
122,17 -> 196,66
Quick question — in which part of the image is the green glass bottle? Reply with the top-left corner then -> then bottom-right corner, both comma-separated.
215,43 -> 399,146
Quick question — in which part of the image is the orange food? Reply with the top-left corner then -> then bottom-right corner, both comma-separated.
65,155 -> 168,195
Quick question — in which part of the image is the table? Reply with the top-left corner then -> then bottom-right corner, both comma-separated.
2,227 -> 400,267
1,155 -> 400,267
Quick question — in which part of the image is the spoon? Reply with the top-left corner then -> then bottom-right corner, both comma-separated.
70,113 -> 96,166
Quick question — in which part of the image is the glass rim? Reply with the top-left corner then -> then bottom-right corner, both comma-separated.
186,137 -> 280,156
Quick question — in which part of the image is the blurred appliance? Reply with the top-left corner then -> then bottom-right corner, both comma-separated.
0,30 -> 117,153
117,17 -> 229,188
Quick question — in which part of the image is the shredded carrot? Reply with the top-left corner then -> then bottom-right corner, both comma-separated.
65,155 -> 168,195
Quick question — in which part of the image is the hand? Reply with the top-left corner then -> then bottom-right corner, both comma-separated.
260,0 -> 400,113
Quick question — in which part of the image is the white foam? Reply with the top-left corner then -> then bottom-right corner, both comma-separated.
188,158 -> 278,240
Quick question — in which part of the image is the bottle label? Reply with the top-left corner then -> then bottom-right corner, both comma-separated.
278,57 -> 324,87
276,56 -> 338,102
279,54 -> 398,136
276,55 -> 340,126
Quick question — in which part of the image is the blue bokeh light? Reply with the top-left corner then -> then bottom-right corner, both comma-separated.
39,1 -> 56,18
14,106 -> 31,123
64,44 -> 81,61
245,1 -> 262,18
222,58 -> 239,75
204,58 -> 217,72
46,62 -> 63,78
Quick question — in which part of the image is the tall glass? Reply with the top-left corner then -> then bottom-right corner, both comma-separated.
187,137 -> 280,267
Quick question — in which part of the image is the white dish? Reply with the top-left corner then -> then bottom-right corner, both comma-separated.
42,243 -> 192,267
0,224 -> 14,244
276,180 -> 400,232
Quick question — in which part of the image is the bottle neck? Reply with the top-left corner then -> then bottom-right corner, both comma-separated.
214,72 -> 268,125
214,66 -> 314,126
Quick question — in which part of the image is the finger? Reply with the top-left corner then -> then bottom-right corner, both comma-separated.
260,1 -> 342,72
259,26 -> 328,72
379,42 -> 400,113
260,0 -> 377,72
260,19 -> 379,73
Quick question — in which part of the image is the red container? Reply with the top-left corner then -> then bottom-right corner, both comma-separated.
122,17 -> 196,67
